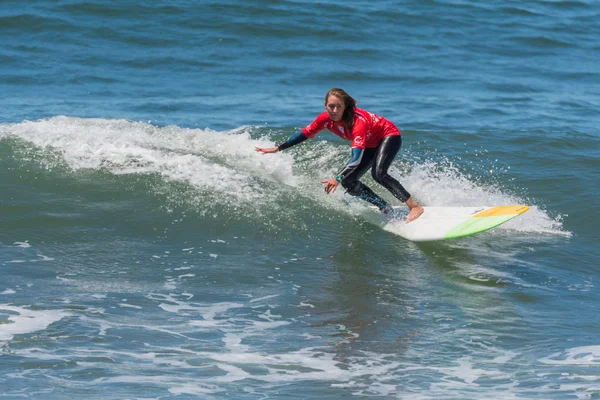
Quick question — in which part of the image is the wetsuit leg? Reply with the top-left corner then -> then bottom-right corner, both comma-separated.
371,135 -> 411,202
341,149 -> 391,211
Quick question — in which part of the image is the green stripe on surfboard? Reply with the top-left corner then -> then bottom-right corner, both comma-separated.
443,215 -> 516,240
443,205 -> 529,240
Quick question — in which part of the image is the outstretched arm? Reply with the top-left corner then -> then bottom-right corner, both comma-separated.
255,131 -> 308,154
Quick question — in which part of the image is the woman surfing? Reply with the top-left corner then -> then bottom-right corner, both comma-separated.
256,88 -> 424,223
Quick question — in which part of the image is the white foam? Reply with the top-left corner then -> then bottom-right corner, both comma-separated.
4,292 -> 581,399
1,117 -> 297,207
214,363 -> 252,382
540,345 -> 600,365
168,382 -> 220,396
0,305 -> 70,343
6,255 -> 55,264
249,294 -> 280,303
298,301 -> 314,308
119,303 -> 142,309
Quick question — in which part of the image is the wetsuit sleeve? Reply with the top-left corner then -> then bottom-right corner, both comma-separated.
337,147 -> 364,181
337,116 -> 368,181
277,131 -> 308,151
277,112 -> 329,151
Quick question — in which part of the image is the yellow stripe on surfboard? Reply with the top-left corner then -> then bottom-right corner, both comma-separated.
473,205 -> 530,218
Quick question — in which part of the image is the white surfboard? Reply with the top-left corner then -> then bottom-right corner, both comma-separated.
380,205 -> 530,242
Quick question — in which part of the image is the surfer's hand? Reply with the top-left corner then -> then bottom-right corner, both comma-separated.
255,146 -> 279,154
321,177 -> 339,194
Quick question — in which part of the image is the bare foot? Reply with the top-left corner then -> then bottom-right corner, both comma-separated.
406,205 -> 424,223
405,197 -> 424,223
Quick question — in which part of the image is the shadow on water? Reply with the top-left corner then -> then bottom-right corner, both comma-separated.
313,229 -> 433,359
410,237 -> 532,340
319,226 -> 533,363
413,239 -> 513,289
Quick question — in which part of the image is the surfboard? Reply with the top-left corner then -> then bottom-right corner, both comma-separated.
381,205 -> 530,242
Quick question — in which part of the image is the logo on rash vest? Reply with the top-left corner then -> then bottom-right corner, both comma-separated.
353,135 -> 365,147
337,126 -> 345,134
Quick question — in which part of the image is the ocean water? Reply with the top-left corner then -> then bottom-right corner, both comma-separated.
1,1 -> 599,399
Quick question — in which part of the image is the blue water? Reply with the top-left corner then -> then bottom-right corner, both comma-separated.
1,1 -> 599,399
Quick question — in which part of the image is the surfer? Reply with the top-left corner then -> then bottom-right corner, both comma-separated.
255,88 -> 424,223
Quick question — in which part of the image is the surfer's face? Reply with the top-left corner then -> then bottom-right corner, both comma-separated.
325,95 -> 345,122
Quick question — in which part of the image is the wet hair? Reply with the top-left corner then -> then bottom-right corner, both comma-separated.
325,88 -> 357,132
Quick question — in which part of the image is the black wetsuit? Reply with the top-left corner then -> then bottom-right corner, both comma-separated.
340,135 -> 411,212
277,109 -> 412,212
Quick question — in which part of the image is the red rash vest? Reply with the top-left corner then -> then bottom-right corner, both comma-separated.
301,108 -> 401,149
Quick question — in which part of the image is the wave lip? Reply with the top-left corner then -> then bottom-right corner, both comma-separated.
1,116 -> 572,239
1,116 -> 296,206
